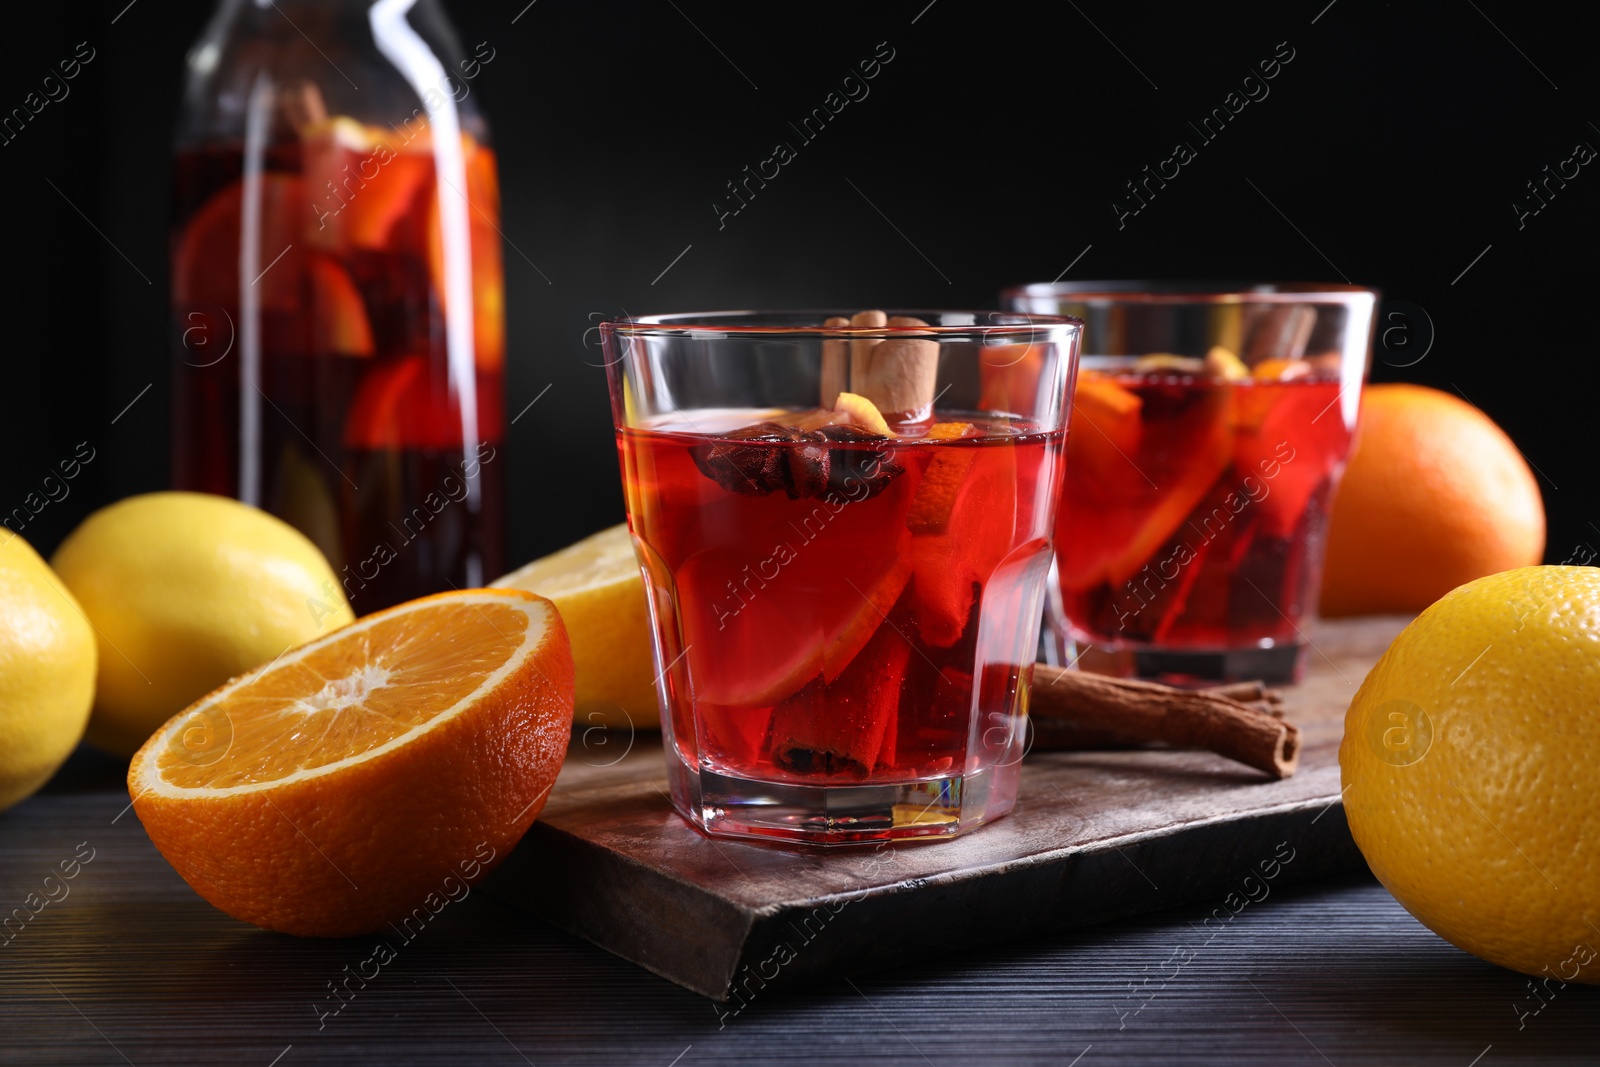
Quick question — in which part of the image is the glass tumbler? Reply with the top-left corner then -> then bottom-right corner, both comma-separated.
1004,282 -> 1377,684
603,311 -> 1081,845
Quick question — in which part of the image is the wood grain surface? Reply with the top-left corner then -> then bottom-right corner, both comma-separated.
4,758 -> 1597,1065
2,612 -> 1597,1064
484,617 -> 1418,1001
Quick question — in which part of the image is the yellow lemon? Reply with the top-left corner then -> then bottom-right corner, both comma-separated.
1340,566 -> 1600,983
0,533 -> 96,811
51,492 -> 354,757
493,524 -> 657,729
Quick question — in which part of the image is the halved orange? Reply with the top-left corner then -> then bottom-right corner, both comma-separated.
128,589 -> 573,938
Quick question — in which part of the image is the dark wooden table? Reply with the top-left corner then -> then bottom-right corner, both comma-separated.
3,745 -> 1597,1066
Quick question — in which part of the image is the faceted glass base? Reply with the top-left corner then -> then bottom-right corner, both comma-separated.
666,754 -> 1019,846
1056,630 -> 1307,686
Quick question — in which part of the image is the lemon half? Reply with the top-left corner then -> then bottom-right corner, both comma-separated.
493,524 -> 657,729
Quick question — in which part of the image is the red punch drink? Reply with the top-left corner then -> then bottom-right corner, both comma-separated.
622,413 -> 1059,784
1056,361 -> 1351,662
170,119 -> 504,610
604,311 -> 1080,845
1003,283 -> 1378,684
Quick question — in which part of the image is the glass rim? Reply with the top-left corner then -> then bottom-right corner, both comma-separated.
600,308 -> 1084,338
1003,280 -> 1380,305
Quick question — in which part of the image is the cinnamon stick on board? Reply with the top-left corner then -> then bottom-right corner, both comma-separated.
1029,665 -> 1300,779
1205,680 -> 1283,706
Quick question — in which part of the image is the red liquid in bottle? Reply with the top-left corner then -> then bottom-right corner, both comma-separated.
170,124 -> 504,609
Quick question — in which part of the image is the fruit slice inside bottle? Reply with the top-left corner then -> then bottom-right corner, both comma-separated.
302,117 -> 436,254
173,172 -> 308,311
173,171 -> 375,359
424,134 -> 505,373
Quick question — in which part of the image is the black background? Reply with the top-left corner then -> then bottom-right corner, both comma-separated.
1,0 -> 1593,569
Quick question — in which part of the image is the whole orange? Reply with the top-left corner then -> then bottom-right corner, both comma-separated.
1320,383 -> 1544,616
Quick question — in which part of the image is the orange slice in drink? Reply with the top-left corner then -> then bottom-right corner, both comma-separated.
1252,357 -> 1314,382
1204,345 -> 1249,380
907,434 -> 1018,646
174,172 -> 375,359
675,529 -> 912,709
342,354 -> 430,450
1058,373 -> 1233,591
1072,373 -> 1143,454
832,392 -> 895,437
905,423 -> 978,534
128,590 -> 573,938
1236,378 -> 1350,537
673,461 -> 914,710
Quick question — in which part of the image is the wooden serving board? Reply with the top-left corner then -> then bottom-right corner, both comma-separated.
485,616 -> 1408,1001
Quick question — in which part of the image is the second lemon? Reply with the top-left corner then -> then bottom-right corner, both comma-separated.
51,492 -> 354,757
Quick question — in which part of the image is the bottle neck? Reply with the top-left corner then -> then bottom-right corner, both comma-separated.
183,0 -> 479,144
238,0 -> 426,10
216,0 -> 446,30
